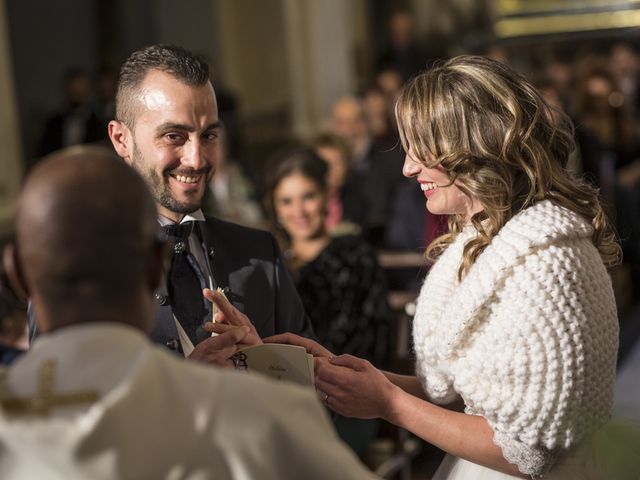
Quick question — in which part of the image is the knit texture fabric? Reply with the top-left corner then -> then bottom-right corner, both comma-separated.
413,200 -> 619,477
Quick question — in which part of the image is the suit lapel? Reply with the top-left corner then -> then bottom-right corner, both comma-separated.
198,219 -> 227,292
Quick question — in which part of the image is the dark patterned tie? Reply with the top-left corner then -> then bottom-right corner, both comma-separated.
161,222 -> 211,346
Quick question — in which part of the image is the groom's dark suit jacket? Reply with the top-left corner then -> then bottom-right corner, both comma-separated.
29,216 -> 314,351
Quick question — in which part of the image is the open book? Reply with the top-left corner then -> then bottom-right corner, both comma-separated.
231,344 -> 315,388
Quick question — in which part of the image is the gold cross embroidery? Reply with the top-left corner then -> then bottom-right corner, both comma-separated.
0,359 -> 98,417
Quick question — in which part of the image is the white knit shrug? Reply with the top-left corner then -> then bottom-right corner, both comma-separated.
413,200 -> 619,477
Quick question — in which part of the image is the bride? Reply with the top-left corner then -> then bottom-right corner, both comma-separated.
267,55 -> 620,479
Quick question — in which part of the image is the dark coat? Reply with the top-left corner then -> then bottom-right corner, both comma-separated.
29,217 -> 314,353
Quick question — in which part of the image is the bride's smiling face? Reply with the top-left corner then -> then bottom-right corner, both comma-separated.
402,149 -> 483,222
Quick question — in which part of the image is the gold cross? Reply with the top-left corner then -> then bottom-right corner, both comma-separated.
0,359 -> 98,417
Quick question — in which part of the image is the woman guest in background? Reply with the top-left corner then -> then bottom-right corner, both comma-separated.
264,148 -> 390,455
267,56 -> 621,479
312,133 -> 368,233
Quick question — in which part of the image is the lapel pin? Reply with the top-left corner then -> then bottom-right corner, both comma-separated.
174,241 -> 186,254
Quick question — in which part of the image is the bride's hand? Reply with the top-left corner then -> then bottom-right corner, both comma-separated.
315,354 -> 399,420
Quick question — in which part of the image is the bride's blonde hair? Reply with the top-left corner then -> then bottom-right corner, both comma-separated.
395,55 -> 621,280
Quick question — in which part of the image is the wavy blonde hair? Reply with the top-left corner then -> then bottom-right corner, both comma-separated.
395,55 -> 621,280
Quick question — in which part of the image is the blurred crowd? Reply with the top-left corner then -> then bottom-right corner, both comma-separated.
0,11 -> 639,472
6,8 -> 640,399
532,41 -> 640,312
36,67 -> 116,158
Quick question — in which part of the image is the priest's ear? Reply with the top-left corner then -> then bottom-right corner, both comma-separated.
2,243 -> 29,301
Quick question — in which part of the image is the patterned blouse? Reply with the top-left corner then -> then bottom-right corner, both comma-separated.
293,235 -> 390,367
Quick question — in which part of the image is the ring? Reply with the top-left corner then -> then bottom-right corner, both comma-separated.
323,392 -> 329,405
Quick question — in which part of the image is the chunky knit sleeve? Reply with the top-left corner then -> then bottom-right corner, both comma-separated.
451,237 -> 618,476
413,201 -> 618,476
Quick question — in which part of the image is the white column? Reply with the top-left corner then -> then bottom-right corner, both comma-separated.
0,0 -> 23,236
211,0 -> 360,141
213,0 -> 291,145
282,0 -> 357,139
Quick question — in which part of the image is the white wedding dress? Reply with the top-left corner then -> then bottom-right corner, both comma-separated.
432,437 -> 617,480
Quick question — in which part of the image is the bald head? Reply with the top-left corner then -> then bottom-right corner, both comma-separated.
13,147 -> 160,331
330,96 -> 369,145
